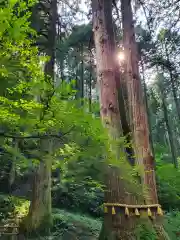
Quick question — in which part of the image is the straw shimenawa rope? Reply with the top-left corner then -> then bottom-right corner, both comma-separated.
103,203 -> 163,216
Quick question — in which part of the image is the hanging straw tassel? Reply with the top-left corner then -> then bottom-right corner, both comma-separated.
125,207 -> 129,216
112,206 -> 116,215
157,206 -> 163,216
147,208 -> 152,217
135,208 -> 140,216
104,205 -> 108,213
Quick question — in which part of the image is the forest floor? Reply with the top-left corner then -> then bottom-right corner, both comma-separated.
1,194 -> 180,239
28,210 -> 180,239
49,208 -> 101,239
0,194 -> 101,239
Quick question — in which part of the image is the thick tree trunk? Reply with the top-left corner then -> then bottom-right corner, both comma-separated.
92,1 -> 143,239
121,0 -> 158,205
23,0 -> 57,234
24,142 -> 52,233
121,1 -> 169,239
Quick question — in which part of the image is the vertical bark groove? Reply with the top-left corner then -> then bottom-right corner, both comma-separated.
121,0 -> 158,205
121,0 -> 169,238
92,0 -> 143,239
22,0 -> 57,234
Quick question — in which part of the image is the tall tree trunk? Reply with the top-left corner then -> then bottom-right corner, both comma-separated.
75,45 -> 84,105
24,140 -> 53,233
121,0 -> 158,205
9,138 -> 18,192
23,0 -> 57,234
92,1 -> 143,239
80,44 -> 84,105
58,21 -> 65,81
169,69 -> 180,122
140,60 -> 155,159
115,68 -> 135,166
158,78 -> 178,168
89,68 -> 92,112
164,45 -> 180,123
121,1 -> 169,238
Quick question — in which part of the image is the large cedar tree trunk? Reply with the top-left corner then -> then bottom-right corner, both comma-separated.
121,1 -> 169,239
92,0 -> 142,239
121,0 -> 158,205
24,143 -> 53,232
23,0 -> 57,233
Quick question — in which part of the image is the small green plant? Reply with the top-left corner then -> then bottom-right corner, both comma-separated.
164,211 -> 180,239
135,222 -> 157,240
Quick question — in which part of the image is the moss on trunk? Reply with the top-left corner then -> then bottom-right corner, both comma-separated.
23,160 -> 52,235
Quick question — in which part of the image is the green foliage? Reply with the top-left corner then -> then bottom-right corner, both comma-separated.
164,211 -> 180,240
0,0 -> 109,181
51,209 -> 101,239
0,194 -> 29,222
52,180 -> 103,217
157,163 -> 180,210
1,0 -> 180,239
58,24 -> 92,51
0,195 -> 15,221
135,222 -> 157,240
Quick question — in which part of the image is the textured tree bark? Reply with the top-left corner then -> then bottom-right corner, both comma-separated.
23,0 -> 57,234
164,45 -> 180,125
121,0 -> 158,205
24,142 -> 52,233
121,0 -> 169,239
92,0 -> 142,239
169,70 -> 180,124
158,77 -> 178,168
140,60 -> 155,158
89,71 -> 92,112
80,44 -> 84,105
115,67 -> 135,166
9,139 -> 18,192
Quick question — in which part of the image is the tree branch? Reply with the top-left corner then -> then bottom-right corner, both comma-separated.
0,126 -> 74,140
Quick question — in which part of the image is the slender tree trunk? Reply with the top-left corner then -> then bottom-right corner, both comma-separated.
75,60 -> 79,100
140,60 -> 155,159
75,46 -> 84,105
44,0 -> 57,79
115,68 -> 135,166
58,22 -> 65,81
164,46 -> 180,123
158,79 -> 178,168
80,44 -> 84,105
89,69 -> 92,112
9,138 -> 18,192
169,70 -> 180,122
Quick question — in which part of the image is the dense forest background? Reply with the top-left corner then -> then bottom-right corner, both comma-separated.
1,0 -> 180,239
